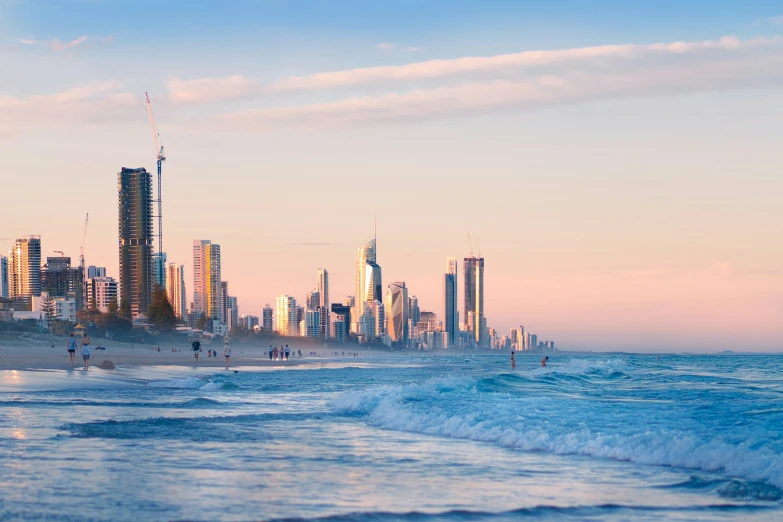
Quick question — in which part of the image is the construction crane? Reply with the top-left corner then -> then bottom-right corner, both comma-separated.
145,92 -> 165,257
54,250 -> 64,257
466,233 -> 474,257
79,213 -> 89,274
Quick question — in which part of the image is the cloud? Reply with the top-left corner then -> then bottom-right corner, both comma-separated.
0,81 -> 138,130
50,35 -> 88,52
167,75 -> 259,105
267,35 -> 773,92
377,42 -> 395,51
211,50 -> 783,130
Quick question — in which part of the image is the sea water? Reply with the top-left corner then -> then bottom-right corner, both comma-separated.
0,354 -> 781,521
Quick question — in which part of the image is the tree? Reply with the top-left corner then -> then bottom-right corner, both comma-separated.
147,285 -> 177,332
196,314 -> 208,331
41,294 -> 55,323
108,299 -> 119,315
119,299 -> 131,320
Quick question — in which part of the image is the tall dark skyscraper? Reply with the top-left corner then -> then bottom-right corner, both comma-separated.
118,167 -> 153,318
463,256 -> 485,347
444,257 -> 458,348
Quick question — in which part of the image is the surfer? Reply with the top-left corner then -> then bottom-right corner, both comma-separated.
541,356 -> 549,368
510,351 -> 516,370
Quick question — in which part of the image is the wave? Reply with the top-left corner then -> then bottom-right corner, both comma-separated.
0,397 -> 224,409
332,372 -> 783,491
147,376 -> 229,391
268,503 -> 773,522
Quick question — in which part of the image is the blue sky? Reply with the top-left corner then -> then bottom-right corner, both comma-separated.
1,0 -> 782,351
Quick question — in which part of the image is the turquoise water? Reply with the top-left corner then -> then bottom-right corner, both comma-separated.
1,354 -> 782,521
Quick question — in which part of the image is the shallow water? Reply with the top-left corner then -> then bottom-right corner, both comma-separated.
0,354 -> 781,521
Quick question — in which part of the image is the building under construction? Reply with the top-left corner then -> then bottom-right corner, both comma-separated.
118,167 -> 153,318
41,256 -> 83,310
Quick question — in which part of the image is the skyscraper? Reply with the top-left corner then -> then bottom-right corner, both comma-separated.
0,256 -> 8,298
306,290 -> 320,311
262,304 -> 273,331
165,263 -> 186,319
192,240 -> 221,321
152,252 -> 167,290
317,268 -> 329,309
42,256 -> 83,310
444,257 -> 458,348
464,256 -> 485,347
386,282 -> 409,344
84,277 -> 118,313
87,266 -> 106,278
354,239 -> 382,332
220,281 -> 229,324
275,295 -> 297,336
9,236 -> 42,306
118,167 -> 153,318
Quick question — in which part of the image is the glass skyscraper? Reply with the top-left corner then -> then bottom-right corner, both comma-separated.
386,282 -> 409,344
354,239 -> 381,332
444,257 -> 458,348
463,256 -> 485,347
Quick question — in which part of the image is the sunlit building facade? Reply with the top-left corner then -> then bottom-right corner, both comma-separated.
192,240 -> 221,321
464,256 -> 485,347
275,295 -> 297,336
165,263 -> 186,319
118,168 -> 153,318
444,257 -> 458,348
9,235 -> 42,310
317,268 -> 329,309
354,239 -> 382,332
386,282 -> 409,344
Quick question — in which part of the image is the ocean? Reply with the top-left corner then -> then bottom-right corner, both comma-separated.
0,353 -> 781,521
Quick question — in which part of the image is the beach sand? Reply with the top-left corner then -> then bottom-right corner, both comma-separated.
0,331 -> 385,371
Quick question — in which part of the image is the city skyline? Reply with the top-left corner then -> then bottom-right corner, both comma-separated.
1,1 -> 781,351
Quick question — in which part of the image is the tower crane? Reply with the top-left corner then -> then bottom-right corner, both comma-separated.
79,213 -> 89,272
466,233 -> 474,257
145,92 -> 165,257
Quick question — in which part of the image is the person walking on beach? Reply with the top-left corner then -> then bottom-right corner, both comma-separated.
67,333 -> 77,366
224,340 -> 231,370
284,345 -> 290,360
81,334 -> 91,371
273,346 -> 279,361
192,337 -> 201,362
541,356 -> 549,368
269,346 -> 273,360
510,351 -> 516,370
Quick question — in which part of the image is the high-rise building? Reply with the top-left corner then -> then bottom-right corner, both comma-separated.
85,277 -> 118,313
152,252 -> 167,290
220,281 -> 229,324
306,290 -> 320,311
302,309 -> 320,338
227,295 -> 238,330
41,256 -> 83,310
165,263 -> 186,319
275,295 -> 297,336
331,303 -> 351,337
87,266 -> 106,278
317,268 -> 329,309
118,168 -> 154,318
463,256 -> 485,347
444,257 -> 458,348
354,239 -> 381,332
330,313 -> 347,343
317,306 -> 330,339
262,304 -> 273,331
192,240 -> 221,321
372,300 -> 385,339
0,256 -> 7,298
386,282 -> 408,344
9,236 -> 42,310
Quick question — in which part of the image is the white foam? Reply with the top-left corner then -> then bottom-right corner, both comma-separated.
333,373 -> 783,489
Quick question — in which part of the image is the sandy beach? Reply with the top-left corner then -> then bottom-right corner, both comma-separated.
0,331 -> 393,371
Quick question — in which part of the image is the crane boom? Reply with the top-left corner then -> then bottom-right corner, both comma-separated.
80,213 -> 89,270
466,233 -> 473,257
145,92 -> 165,258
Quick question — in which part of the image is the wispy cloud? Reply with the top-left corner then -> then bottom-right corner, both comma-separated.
377,42 -> 395,51
0,81 -> 138,131
16,35 -> 111,53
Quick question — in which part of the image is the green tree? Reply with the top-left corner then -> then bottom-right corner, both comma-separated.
147,285 -> 177,332
108,299 -> 119,315
41,294 -> 55,323
119,298 -> 131,320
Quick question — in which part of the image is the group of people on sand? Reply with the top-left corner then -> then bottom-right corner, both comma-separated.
510,351 -> 548,370
67,333 -> 92,371
192,337 -> 232,370
268,345 -> 295,361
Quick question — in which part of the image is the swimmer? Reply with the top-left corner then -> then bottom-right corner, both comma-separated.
510,351 -> 516,370
541,356 -> 549,368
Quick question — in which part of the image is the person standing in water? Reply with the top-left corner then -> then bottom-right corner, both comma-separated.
541,356 -> 549,368
510,351 -> 516,370
192,337 -> 201,362
67,333 -> 77,366
223,340 -> 231,370
81,334 -> 91,371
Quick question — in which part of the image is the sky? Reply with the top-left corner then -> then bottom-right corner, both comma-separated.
1,0 -> 782,352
